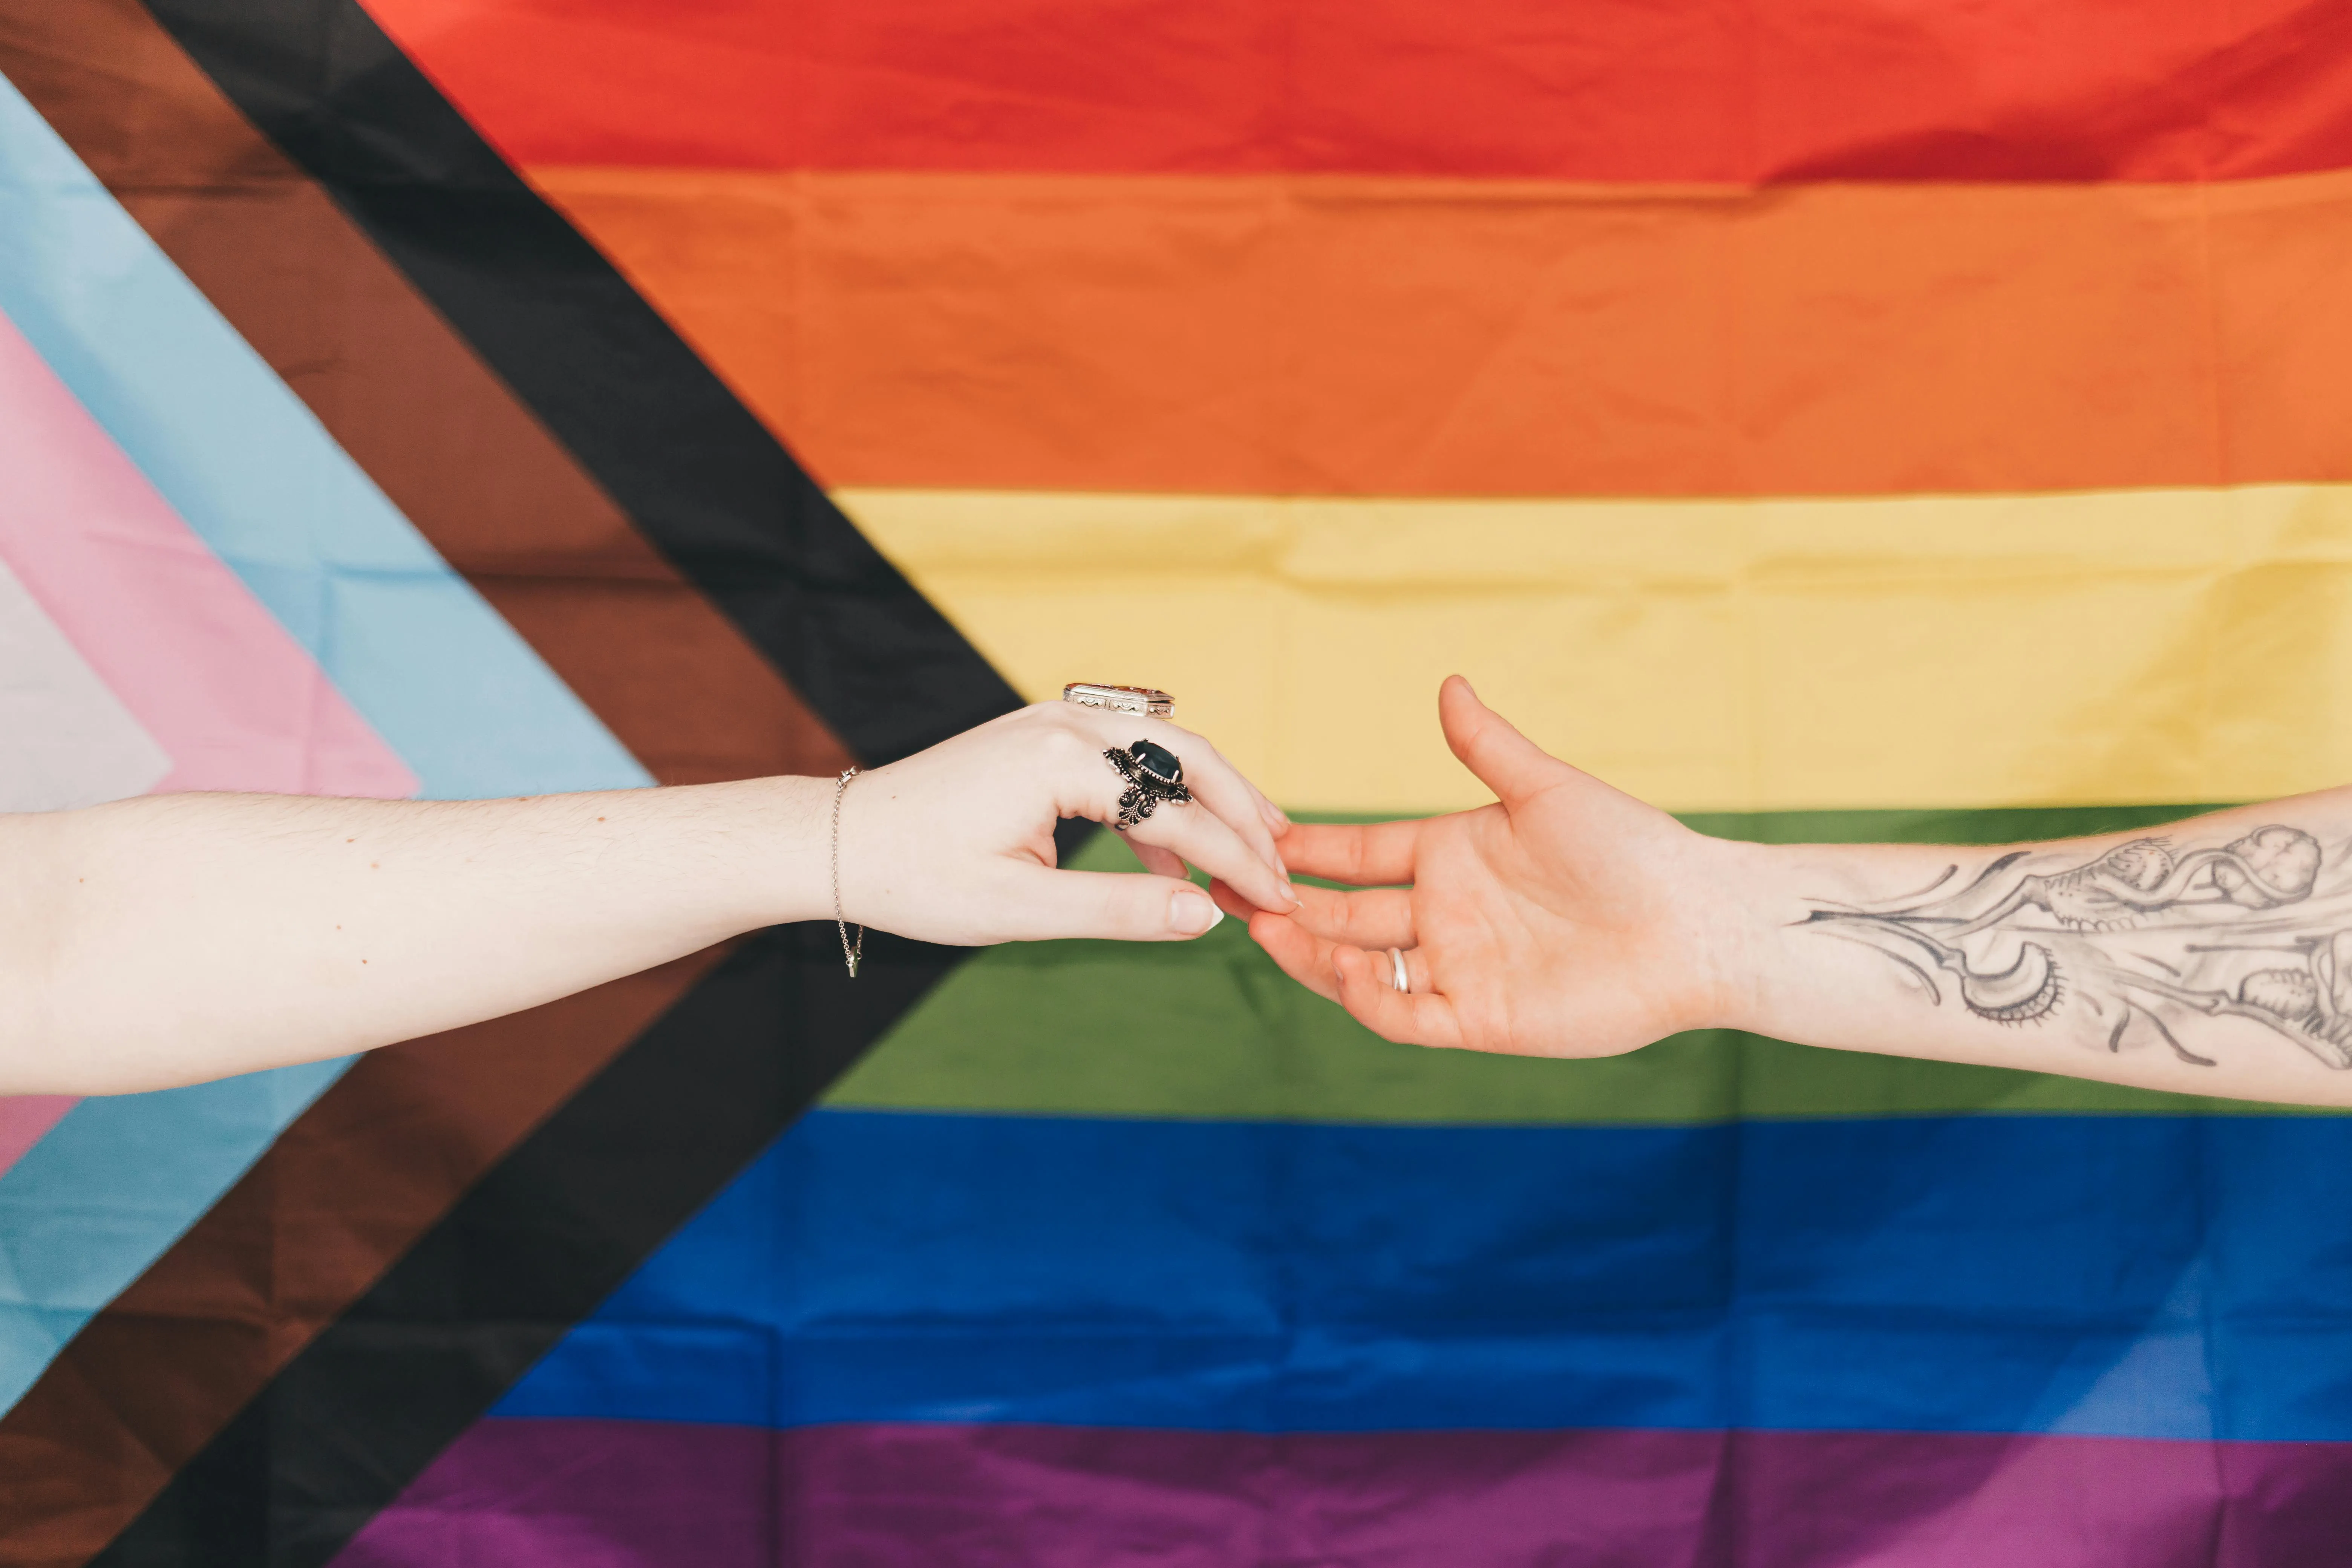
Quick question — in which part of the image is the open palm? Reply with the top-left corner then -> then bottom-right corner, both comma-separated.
1220,677 -> 1740,1056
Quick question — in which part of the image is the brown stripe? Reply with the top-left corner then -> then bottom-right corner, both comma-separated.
0,3 -> 847,1560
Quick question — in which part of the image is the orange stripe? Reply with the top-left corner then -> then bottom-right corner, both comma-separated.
533,167 -> 2352,499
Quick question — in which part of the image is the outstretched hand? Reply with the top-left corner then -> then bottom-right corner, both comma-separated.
0,701 -> 1301,1097
1214,677 -> 1744,1055
847,700 -> 1300,946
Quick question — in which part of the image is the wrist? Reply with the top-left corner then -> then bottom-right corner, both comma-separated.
712,773 -> 836,929
1672,834 -> 1788,1035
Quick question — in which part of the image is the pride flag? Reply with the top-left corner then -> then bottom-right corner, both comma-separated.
5,1 -> 2352,1562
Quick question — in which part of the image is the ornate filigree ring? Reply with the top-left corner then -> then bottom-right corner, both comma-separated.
1104,739 -> 1191,831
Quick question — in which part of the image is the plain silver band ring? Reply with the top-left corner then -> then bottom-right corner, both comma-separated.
1388,947 -> 1409,994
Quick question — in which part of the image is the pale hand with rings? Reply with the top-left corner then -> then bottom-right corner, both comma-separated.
834,697 -> 1297,948
0,691 -> 1297,1097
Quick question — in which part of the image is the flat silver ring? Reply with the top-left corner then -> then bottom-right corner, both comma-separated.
1388,947 -> 1409,994
1064,682 -> 1174,719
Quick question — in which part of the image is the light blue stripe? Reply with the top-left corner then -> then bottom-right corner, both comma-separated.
0,1062 -> 347,1404
0,74 -> 656,1416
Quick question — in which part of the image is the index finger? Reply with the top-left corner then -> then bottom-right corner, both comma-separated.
1275,819 -> 1423,887
1154,723 -> 1288,883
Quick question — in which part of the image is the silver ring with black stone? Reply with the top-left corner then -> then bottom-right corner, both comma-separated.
1104,739 -> 1191,830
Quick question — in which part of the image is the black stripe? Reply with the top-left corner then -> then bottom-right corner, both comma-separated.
142,0 -> 1022,767
85,3 -> 1086,1562
93,928 -> 957,1568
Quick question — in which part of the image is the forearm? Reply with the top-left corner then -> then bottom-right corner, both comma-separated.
1711,790 -> 2352,1106
0,780 -> 829,1095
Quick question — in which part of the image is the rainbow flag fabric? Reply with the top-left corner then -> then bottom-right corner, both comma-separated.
8,1 -> 2352,1562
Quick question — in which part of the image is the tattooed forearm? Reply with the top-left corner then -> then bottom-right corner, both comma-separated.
1800,825 -> 2352,1071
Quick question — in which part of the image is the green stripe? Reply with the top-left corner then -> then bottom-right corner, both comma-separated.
825,803 -> 2337,1123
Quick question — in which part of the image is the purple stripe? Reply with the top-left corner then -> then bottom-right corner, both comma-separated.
335,1418 -> 2352,1566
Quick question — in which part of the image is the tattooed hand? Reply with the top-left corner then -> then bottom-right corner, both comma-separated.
1214,677 -> 1749,1055
1219,677 -> 2352,1106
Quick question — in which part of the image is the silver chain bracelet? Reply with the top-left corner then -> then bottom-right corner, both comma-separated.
831,767 -> 863,978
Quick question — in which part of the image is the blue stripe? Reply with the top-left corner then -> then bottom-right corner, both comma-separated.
499,1109 -> 2352,1441
0,74 -> 654,1418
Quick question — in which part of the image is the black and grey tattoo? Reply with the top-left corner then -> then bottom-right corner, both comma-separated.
1803,824 -> 2352,1070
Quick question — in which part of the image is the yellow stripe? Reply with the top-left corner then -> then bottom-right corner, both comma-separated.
838,485 -> 2352,814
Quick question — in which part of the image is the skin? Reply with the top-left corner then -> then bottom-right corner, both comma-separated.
1222,676 -> 2352,1109
0,702 -> 1297,1096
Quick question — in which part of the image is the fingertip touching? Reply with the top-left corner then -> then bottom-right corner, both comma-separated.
1206,878 -> 1257,920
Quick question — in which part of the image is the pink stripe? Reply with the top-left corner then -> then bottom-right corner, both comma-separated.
338,1418 -> 2352,1566
0,309 -> 416,801
0,309 -> 418,1176
0,1097 -> 77,1174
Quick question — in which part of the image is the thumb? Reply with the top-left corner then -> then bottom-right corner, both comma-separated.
1439,675 -> 1561,808
994,865 -> 1227,942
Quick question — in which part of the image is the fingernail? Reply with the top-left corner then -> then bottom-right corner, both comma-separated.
1171,890 -> 1222,935
1260,798 -> 1291,832
1282,879 -> 1302,908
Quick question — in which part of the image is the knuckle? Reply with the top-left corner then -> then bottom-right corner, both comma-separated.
1007,701 -> 1064,735
1043,727 -> 1098,768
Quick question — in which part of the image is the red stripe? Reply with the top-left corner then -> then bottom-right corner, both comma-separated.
369,0 -> 2352,182
339,1417 -> 2352,1566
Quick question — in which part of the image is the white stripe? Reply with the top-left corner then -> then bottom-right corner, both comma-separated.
0,554 -> 169,810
